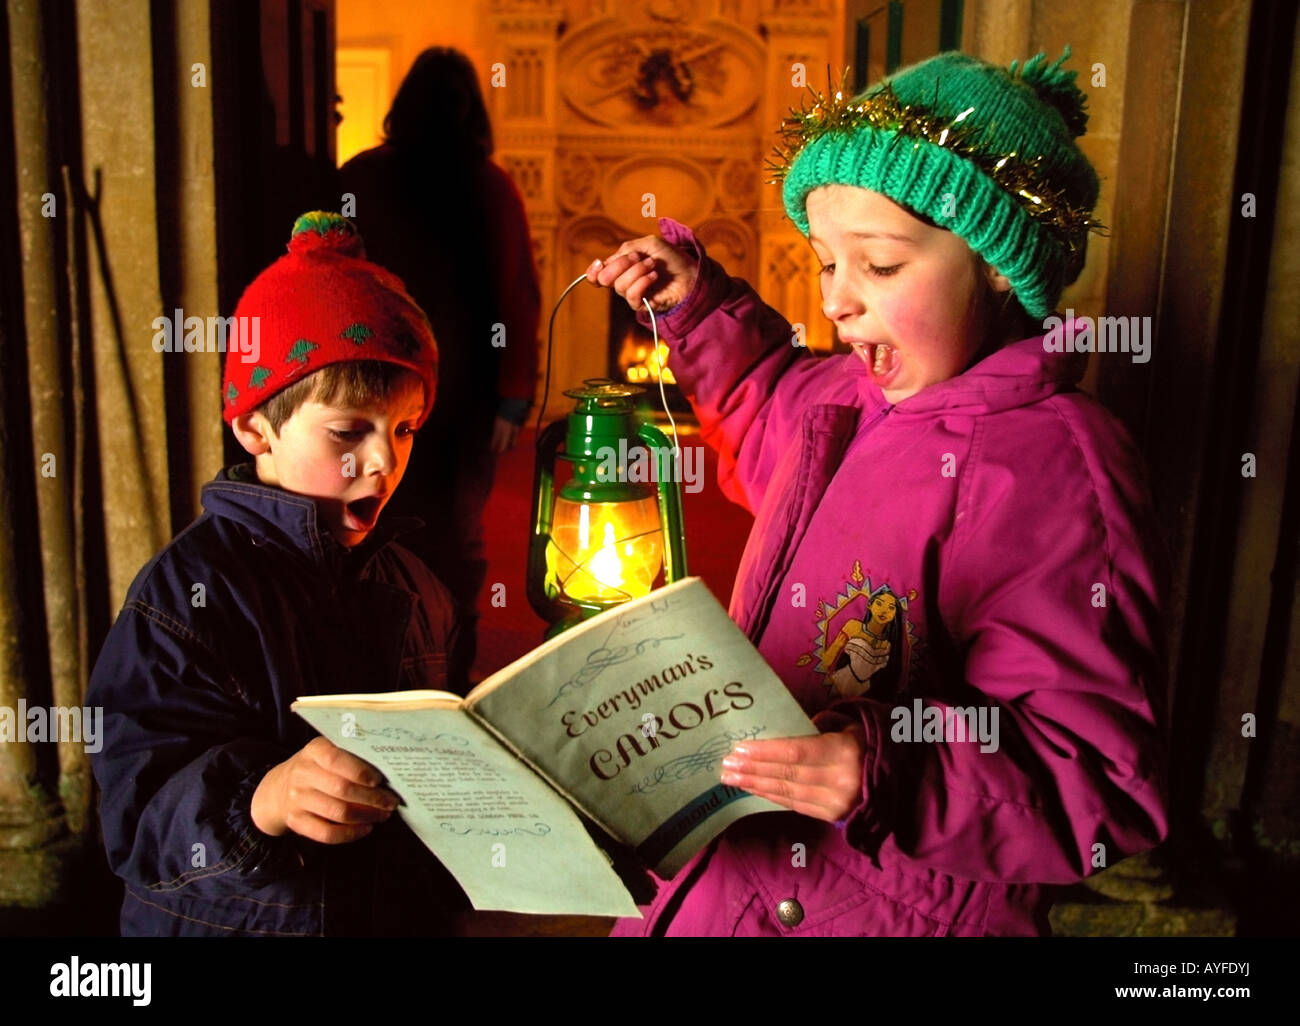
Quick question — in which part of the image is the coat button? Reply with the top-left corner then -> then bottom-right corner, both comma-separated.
776,898 -> 804,927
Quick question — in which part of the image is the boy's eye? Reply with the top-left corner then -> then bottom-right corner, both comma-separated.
819,263 -> 835,276
328,428 -> 366,442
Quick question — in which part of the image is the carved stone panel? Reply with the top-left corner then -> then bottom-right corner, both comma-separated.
557,17 -> 765,129
600,155 -> 715,231
556,153 -> 599,213
696,217 -> 756,281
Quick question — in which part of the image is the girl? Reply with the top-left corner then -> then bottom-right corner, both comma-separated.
586,49 -> 1168,936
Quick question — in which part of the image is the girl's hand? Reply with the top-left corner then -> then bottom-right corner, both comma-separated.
251,736 -> 400,844
585,235 -> 698,313
720,723 -> 867,823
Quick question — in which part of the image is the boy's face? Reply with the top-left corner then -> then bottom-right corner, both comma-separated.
807,185 -> 1012,404
233,372 -> 426,548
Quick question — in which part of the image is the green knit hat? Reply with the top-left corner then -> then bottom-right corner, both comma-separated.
777,48 -> 1102,319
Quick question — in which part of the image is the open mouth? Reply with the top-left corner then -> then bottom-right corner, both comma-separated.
343,495 -> 384,532
849,341 -> 901,386
863,343 -> 904,387
870,343 -> 900,380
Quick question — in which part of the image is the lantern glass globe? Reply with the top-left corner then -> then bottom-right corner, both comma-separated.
546,496 -> 664,604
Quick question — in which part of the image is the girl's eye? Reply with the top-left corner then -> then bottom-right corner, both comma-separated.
819,262 -> 901,277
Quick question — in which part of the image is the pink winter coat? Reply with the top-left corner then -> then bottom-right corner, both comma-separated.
612,218 -> 1169,936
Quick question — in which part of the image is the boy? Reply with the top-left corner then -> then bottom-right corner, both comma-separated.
87,212 -> 467,935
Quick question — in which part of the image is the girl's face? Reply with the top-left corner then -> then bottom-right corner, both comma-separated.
807,185 -> 1013,404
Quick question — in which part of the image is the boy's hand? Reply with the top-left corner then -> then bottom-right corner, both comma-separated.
586,235 -> 698,313
251,736 -> 400,844
720,723 -> 866,823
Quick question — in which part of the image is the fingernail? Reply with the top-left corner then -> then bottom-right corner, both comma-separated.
721,755 -> 741,769
732,745 -> 751,756
592,258 -> 603,269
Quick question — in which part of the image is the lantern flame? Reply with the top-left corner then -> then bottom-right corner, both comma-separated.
589,521 -> 624,589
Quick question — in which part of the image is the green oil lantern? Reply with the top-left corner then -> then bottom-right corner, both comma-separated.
527,379 -> 688,636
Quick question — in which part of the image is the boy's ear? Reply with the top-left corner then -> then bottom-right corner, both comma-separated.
230,411 -> 274,456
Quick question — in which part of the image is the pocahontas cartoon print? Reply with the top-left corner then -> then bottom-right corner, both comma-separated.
796,561 -> 919,702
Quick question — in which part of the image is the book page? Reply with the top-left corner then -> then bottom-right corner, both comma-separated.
292,702 -> 639,918
465,578 -> 817,878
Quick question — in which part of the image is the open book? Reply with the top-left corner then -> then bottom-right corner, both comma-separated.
292,576 -> 816,918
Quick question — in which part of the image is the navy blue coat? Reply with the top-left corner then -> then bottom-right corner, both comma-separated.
87,465 -> 467,935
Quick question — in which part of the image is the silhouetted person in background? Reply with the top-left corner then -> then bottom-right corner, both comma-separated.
341,47 -> 540,693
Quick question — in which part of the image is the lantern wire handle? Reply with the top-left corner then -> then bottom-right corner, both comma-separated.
642,301 -> 680,457
536,273 -> 681,462
535,273 -> 589,440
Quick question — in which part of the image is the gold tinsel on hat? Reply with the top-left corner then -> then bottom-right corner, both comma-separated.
766,74 -> 1107,254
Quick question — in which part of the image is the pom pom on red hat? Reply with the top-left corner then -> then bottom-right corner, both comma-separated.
285,210 -> 368,258
221,211 -> 438,425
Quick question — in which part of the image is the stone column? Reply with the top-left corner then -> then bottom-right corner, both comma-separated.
1,0 -> 223,912
1,0 -> 75,908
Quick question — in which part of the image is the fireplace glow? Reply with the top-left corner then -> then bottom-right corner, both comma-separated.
618,333 -> 676,386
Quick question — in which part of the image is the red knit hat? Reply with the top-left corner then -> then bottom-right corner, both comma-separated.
221,211 -> 438,425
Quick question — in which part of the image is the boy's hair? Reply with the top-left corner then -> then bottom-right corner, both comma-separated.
257,360 -> 426,434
